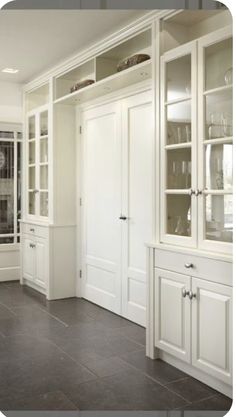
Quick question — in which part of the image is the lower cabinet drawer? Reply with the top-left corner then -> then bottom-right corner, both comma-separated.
154,249 -> 232,286
21,223 -> 49,239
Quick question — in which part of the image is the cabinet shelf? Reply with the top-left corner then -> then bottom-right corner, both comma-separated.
54,60 -> 152,106
204,84 -> 232,96
203,137 -> 233,145
165,96 -> 191,106
165,142 -> 191,150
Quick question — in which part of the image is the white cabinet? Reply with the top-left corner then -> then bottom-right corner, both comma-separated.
154,269 -> 191,363
160,26 -> 233,254
192,278 -> 232,385
21,230 -> 48,291
151,248 -> 232,395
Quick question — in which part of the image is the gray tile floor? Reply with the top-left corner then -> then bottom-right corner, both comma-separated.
0,281 -> 232,412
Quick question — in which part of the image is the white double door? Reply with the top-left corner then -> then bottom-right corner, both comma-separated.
81,90 -> 153,326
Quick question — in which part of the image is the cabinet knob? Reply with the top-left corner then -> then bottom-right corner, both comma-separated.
182,289 -> 189,298
30,228 -> 35,232
119,215 -> 127,221
195,189 -> 202,196
184,263 -> 194,269
189,290 -> 197,300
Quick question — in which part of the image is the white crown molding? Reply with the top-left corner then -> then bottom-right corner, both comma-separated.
23,9 -> 173,92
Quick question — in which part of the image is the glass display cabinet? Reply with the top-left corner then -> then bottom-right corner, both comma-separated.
27,106 -> 49,219
160,27 -> 232,254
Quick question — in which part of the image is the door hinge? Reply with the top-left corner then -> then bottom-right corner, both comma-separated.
79,126 -> 82,134
79,270 -> 82,278
79,197 -> 82,206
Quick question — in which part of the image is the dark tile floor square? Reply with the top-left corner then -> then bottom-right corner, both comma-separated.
0,282 -> 232,413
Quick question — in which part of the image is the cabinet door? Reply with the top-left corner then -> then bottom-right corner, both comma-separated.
192,277 -> 232,384
35,237 -> 47,289
155,268 -> 191,363
22,236 -> 35,281
160,41 -> 197,248
198,27 -> 233,254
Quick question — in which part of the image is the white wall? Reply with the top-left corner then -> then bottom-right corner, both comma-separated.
0,80 -> 23,123
0,80 -> 22,282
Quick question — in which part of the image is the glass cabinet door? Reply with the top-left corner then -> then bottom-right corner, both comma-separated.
39,110 -> 48,217
27,107 -> 49,219
27,115 -> 36,216
198,29 -> 233,252
161,42 -> 197,246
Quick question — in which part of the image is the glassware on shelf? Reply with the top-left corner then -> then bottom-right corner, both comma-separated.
208,113 -> 222,139
221,113 -> 233,137
224,67 -> 233,86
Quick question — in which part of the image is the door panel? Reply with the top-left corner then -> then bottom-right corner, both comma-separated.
35,238 -> 47,289
82,103 -> 122,314
155,268 -> 191,363
122,91 -> 153,326
192,278 -> 232,384
22,236 -> 35,281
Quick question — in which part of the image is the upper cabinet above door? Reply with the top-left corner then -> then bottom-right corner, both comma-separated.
160,41 -> 197,248
160,26 -> 233,255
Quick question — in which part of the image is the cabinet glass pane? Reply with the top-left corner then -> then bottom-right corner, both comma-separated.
28,166 -> 35,189
40,165 -> 48,190
29,141 -> 35,164
28,192 -> 35,215
29,116 -> 35,139
167,148 -> 191,189
40,192 -> 48,217
0,141 -> 14,234
205,194 -> 233,243
167,194 -> 191,237
40,138 -> 48,163
205,143 -> 233,191
40,111 -> 48,136
205,90 -> 232,140
205,38 -> 233,91
166,55 -> 191,102
167,101 -> 191,145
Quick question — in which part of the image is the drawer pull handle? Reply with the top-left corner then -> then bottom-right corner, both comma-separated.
29,243 -> 36,249
182,289 -> 189,298
189,291 -> 197,300
185,263 -> 193,269
30,228 -> 35,232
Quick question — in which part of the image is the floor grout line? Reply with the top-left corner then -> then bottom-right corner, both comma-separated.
173,394 -> 220,410
0,301 -> 18,317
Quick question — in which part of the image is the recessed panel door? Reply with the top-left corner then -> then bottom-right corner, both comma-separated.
82,102 -> 122,314
121,90 -> 153,326
155,268 -> 191,363
192,277 -> 232,384
22,236 -> 35,282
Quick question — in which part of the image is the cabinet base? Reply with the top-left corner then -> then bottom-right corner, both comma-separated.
158,350 -> 232,399
21,278 -> 46,297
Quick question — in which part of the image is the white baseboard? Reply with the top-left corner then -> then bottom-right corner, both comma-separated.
0,266 -> 20,282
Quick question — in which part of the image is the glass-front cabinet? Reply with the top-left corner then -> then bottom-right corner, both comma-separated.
161,41 -> 197,247
198,28 -> 233,253
160,27 -> 233,254
26,106 -> 49,219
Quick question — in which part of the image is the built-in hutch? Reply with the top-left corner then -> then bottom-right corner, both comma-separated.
20,8 -> 233,398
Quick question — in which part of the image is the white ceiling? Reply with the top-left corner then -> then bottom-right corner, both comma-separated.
0,10 -> 147,84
